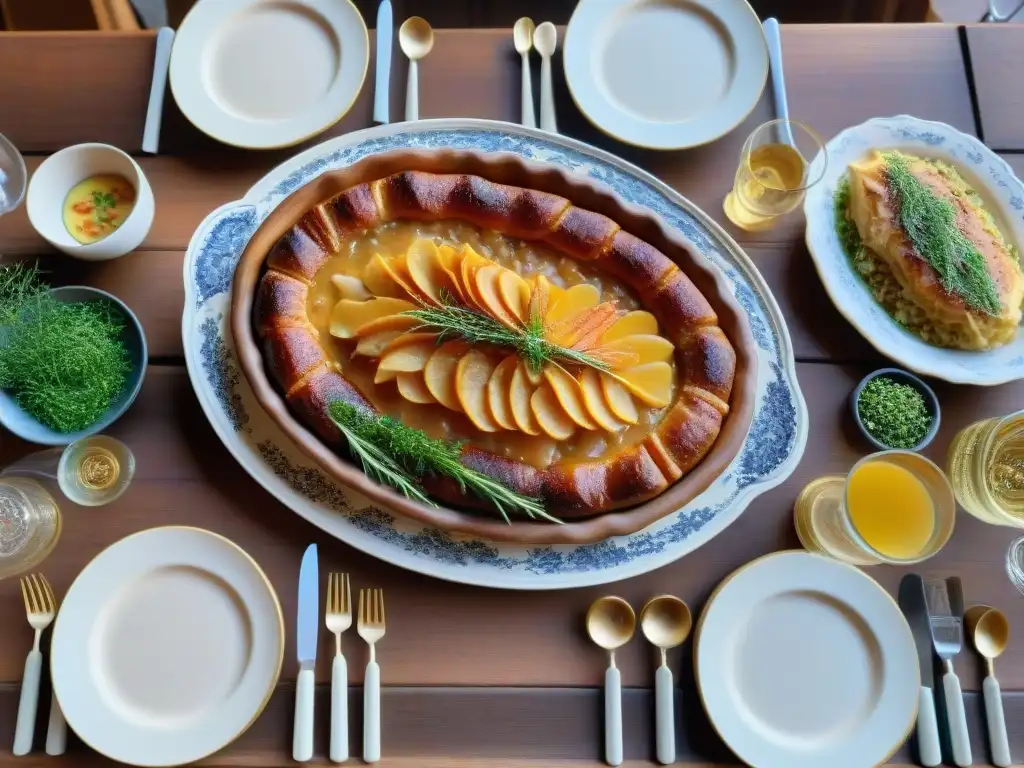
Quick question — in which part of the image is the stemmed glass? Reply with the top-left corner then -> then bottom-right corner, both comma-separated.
0,132 -> 28,216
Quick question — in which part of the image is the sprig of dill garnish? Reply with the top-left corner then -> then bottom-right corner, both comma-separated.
328,401 -> 560,524
0,263 -> 131,432
883,151 -> 1001,316
402,296 -> 610,376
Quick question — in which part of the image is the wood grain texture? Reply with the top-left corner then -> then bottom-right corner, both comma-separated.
966,24 -> 1024,149
0,366 -> 1021,691
0,683 -> 1020,767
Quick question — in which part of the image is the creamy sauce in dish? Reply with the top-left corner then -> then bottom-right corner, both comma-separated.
307,219 -> 678,469
62,174 -> 136,244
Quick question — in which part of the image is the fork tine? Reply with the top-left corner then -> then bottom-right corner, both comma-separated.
326,571 -> 334,616
29,574 -> 45,615
344,574 -> 351,615
378,589 -> 385,627
39,574 -> 56,613
19,577 -> 33,616
334,573 -> 341,613
358,588 -> 366,626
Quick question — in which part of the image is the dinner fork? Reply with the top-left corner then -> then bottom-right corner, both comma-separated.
925,577 -> 971,767
358,588 -> 386,764
326,573 -> 352,763
13,574 -> 56,756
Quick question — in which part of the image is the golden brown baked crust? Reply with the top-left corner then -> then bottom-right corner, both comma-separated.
250,170 -> 736,520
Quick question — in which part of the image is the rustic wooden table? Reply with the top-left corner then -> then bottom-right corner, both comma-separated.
1,22 -> 1023,768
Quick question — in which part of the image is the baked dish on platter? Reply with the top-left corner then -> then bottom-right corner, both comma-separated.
836,150 -> 1024,351
231,151 -> 756,543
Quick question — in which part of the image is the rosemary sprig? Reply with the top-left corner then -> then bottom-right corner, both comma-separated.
328,401 -> 561,524
402,297 -> 610,375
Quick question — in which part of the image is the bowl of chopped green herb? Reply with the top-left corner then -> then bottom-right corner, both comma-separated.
0,266 -> 146,445
850,368 -> 939,452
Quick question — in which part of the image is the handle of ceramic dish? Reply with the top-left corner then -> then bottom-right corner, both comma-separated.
983,675 -> 1011,767
655,664 -> 675,764
44,687 -> 67,756
943,670 -> 972,767
13,649 -> 41,756
330,655 -> 349,763
364,660 -> 381,763
605,665 -> 622,767
406,60 -> 419,122
292,667 -> 314,762
540,56 -> 556,133
521,54 -> 536,128
916,686 -> 941,767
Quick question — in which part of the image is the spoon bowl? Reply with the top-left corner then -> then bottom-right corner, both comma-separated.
534,21 -> 557,58
586,596 -> 636,651
513,17 -> 535,55
399,16 -> 435,61
640,595 -> 692,650
966,605 -> 1010,661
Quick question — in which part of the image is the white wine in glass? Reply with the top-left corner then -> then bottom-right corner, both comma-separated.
724,119 -> 826,231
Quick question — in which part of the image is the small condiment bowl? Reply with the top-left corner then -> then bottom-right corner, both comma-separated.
0,286 -> 147,445
850,367 -> 941,452
26,143 -> 154,261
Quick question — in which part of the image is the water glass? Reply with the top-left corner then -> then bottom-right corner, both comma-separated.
0,132 -> 27,215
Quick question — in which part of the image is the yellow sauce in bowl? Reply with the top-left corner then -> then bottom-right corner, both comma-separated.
62,174 -> 136,245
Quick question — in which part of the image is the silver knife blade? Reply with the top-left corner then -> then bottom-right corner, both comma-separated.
129,0 -> 168,29
373,0 -> 393,124
898,574 -> 934,689
296,544 -> 319,666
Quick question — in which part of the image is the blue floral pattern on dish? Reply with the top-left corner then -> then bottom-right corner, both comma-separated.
183,122 -> 808,585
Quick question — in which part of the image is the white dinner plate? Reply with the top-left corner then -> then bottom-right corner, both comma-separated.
169,0 -> 368,149
563,0 -> 767,149
51,527 -> 284,767
803,115 -> 1024,385
695,551 -> 918,768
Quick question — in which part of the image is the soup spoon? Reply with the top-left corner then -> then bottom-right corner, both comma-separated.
513,18 -> 536,128
587,596 -> 635,766
966,605 -> 1011,767
533,22 -> 558,133
641,595 -> 692,764
399,17 -> 434,122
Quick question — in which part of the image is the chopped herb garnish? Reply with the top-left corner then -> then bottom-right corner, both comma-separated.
857,376 -> 932,450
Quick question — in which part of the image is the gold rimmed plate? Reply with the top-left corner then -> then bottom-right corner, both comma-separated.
51,527 -> 284,767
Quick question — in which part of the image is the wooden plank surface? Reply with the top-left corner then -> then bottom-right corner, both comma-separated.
965,24 -> 1024,149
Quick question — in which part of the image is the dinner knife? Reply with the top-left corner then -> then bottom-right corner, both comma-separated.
898,574 -> 941,767
293,544 -> 319,762
373,0 -> 393,124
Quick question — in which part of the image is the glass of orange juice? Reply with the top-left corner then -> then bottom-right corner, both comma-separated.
794,450 -> 956,565
723,119 -> 827,232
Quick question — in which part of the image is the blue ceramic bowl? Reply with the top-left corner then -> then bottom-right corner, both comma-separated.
850,367 -> 941,453
0,286 -> 147,445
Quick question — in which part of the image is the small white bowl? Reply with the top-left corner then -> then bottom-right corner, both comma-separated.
26,143 -> 154,261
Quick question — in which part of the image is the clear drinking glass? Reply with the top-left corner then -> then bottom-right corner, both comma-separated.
794,450 -> 956,565
0,132 -> 27,215
723,119 -> 827,231
0,477 -> 61,580
947,410 -> 1024,526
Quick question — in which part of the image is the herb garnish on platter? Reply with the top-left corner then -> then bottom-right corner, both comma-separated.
882,152 -> 1001,315
0,264 -> 130,432
328,401 -> 561,524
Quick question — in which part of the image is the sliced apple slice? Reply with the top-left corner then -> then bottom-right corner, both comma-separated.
531,385 -> 576,440
424,340 -> 468,411
544,366 -> 598,429
458,246 -> 492,311
330,273 -> 371,301
362,254 -> 404,298
354,329 -> 409,358
579,369 -> 626,432
510,362 -> 541,435
498,270 -> 531,323
353,314 -> 419,338
615,362 -> 674,407
530,274 -> 565,320
405,239 -> 448,306
600,310 -> 658,343
456,351 -> 499,432
600,334 -> 674,368
397,372 -> 437,404
554,303 -> 619,350
600,374 -> 640,424
545,283 -> 601,329
486,356 -> 518,430
374,367 -> 399,383
475,265 -> 520,329
377,333 -> 440,373
329,297 -> 415,339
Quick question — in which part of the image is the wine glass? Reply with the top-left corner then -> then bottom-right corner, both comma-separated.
0,132 -> 27,216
